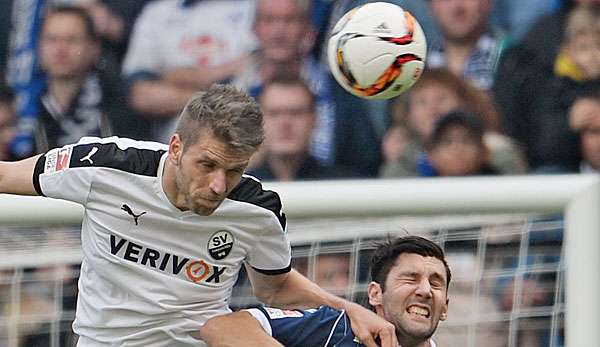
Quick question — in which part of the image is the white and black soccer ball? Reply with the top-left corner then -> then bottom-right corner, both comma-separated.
327,2 -> 427,100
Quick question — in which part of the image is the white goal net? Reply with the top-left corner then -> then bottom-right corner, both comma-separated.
0,175 -> 598,347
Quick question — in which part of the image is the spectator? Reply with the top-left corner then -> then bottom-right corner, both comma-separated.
380,68 -> 526,178
490,0 -> 561,42
0,268 -> 60,347
519,0 -> 599,74
0,0 -> 13,81
36,5 -> 143,153
421,111 -> 498,177
314,254 -> 350,296
427,0 -> 510,91
518,4 -> 600,172
313,0 -> 441,177
81,0 -> 152,65
122,0 -> 256,142
233,0 -> 338,166
248,74 -> 357,181
0,86 -> 16,161
317,0 -> 436,177
493,0 -> 600,169
569,92 -> 600,173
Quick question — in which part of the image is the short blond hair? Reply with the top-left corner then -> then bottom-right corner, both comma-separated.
175,84 -> 264,155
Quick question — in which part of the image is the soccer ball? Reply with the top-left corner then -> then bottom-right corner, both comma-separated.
327,2 -> 427,100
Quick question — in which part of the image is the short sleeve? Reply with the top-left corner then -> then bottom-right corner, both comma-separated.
247,222 -> 291,275
33,142 -> 97,204
228,176 -> 291,275
32,136 -> 166,205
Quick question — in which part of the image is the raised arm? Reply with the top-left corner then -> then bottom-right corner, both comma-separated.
0,155 -> 42,195
245,266 -> 398,347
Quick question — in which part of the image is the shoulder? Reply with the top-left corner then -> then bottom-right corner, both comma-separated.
45,136 -> 167,177
251,306 -> 354,347
228,175 -> 286,227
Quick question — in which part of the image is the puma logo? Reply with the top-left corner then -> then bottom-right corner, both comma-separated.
121,204 -> 146,226
80,147 -> 98,164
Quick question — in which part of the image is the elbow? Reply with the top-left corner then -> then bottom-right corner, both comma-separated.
254,290 -> 277,306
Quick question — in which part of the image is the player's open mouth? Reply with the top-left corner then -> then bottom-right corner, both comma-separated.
407,305 -> 430,318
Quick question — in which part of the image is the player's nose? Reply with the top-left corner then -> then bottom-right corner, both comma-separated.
415,279 -> 432,298
209,169 -> 227,195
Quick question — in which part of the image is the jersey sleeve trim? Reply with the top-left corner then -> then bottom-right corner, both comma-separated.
252,264 -> 291,276
33,155 -> 46,196
228,175 -> 286,230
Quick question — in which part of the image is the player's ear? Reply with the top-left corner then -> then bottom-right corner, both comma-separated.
169,134 -> 183,163
440,297 -> 449,321
367,281 -> 383,307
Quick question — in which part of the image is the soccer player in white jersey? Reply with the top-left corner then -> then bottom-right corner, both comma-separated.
200,236 -> 450,347
0,84 -> 397,346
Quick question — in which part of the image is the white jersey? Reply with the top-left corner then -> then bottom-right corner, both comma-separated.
32,137 -> 291,346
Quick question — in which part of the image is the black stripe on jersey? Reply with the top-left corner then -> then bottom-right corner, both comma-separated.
33,155 -> 46,196
252,264 -> 292,276
228,176 -> 287,229
70,143 -> 165,176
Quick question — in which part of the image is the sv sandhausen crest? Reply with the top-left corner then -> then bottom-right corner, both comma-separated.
208,230 -> 234,260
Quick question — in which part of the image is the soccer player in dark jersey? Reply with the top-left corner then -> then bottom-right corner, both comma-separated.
200,236 -> 450,347
0,84 -> 396,347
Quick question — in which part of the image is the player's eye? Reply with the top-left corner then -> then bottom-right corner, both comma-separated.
430,280 -> 444,289
199,161 -> 216,169
228,168 -> 244,175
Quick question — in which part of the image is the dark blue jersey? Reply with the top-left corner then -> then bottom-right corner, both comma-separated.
246,306 -> 439,347
246,306 -> 361,347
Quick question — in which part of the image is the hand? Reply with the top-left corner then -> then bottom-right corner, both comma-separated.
345,302 -> 397,347
382,126 -> 409,164
568,97 -> 600,131
83,2 -> 124,42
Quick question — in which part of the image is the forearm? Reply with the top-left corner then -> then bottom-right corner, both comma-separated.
163,68 -> 214,90
163,58 -> 245,90
259,269 -> 347,310
0,156 -> 41,195
200,312 -> 282,347
129,81 -> 196,116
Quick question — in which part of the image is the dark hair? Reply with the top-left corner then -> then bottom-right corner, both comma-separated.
44,5 -> 99,41
259,72 -> 316,109
389,68 -> 500,134
0,85 -> 15,105
370,235 -> 451,290
426,110 -> 485,149
175,84 -> 264,154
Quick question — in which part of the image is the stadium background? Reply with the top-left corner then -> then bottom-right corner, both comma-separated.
1,0 -> 599,346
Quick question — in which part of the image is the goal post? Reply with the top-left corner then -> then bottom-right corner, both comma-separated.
0,174 -> 598,346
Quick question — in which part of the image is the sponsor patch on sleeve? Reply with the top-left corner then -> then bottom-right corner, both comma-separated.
44,147 -> 73,174
263,308 -> 304,319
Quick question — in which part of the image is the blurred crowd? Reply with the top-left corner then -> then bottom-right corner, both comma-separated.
0,0 -> 598,178
0,0 -> 598,346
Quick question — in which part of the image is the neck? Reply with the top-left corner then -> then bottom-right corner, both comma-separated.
47,76 -> 86,112
162,155 -> 187,211
398,337 -> 432,347
443,30 -> 482,76
375,306 -> 432,347
267,153 -> 306,181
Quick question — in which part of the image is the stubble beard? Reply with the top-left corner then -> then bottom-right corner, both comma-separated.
387,307 -> 437,345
